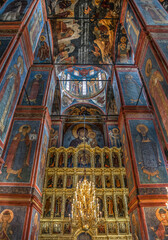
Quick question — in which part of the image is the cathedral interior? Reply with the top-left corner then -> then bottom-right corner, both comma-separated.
0,0 -> 168,239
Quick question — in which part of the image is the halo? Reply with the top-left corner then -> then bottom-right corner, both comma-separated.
40,35 -> 46,41
145,59 -> 152,77
72,124 -> 91,138
35,74 -> 42,79
15,56 -> 24,75
120,36 -> 126,43
0,209 -> 14,223
136,124 -> 148,133
156,208 -> 168,222
88,131 -> 96,139
112,128 -> 119,134
19,124 -> 31,133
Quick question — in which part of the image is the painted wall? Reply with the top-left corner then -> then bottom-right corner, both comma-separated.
34,22 -> 52,64
46,71 -> 56,115
0,205 -> 27,239
36,124 -> 49,192
141,45 -> 168,145
29,208 -> 40,240
0,120 -> 40,183
21,70 -> 49,106
124,2 -> 141,53
117,68 -> 147,106
112,73 -> 121,113
144,206 -> 168,239
129,119 -> 168,184
134,0 -> 168,25
0,44 -> 27,144
27,0 -> 44,53
107,125 -> 121,148
0,0 -> 33,21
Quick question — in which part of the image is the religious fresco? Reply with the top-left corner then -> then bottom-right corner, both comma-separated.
158,0 -> 168,12
144,206 -> 168,239
52,82 -> 61,115
0,44 -> 27,144
61,88 -> 106,113
107,125 -> 121,148
106,83 -> 118,115
21,70 -> 49,106
151,32 -> 168,63
121,126 -> 135,193
49,125 -> 59,148
0,120 -> 40,183
63,123 -> 104,148
0,36 -> 12,61
129,119 -> 168,184
34,23 -> 52,64
36,125 -> 49,191
130,209 -> 142,240
63,104 -> 103,123
115,24 -> 134,64
29,209 -> 40,240
141,45 -> 168,144
0,0 -> 33,21
27,0 -> 44,53
134,0 -> 168,25
46,72 -> 56,115
112,73 -> 121,114
48,0 -> 121,66
124,3 -> 141,53
0,205 -> 27,239
117,69 -> 147,106
59,66 -> 108,99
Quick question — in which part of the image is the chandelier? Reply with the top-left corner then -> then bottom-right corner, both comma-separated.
71,175 -> 102,231
70,115 -> 103,231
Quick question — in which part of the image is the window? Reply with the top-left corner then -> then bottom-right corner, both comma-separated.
98,72 -> 102,89
66,74 -> 71,91
83,78 -> 87,95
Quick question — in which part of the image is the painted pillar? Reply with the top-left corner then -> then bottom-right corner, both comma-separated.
0,0 -> 55,238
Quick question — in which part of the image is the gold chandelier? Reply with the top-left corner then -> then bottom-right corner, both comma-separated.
71,174 -> 102,231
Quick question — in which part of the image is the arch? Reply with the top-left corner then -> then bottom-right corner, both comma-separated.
77,232 -> 92,240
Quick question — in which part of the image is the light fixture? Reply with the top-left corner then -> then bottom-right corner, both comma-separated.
70,174 -> 102,231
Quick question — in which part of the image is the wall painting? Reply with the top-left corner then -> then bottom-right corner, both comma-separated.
28,0 -> 44,53
144,206 -> 168,239
0,120 -> 40,183
112,73 -> 121,114
0,0 -> 33,21
117,69 -> 147,106
63,123 -> 104,148
0,44 -> 27,144
141,45 -> 168,144
34,23 -> 52,64
124,3 -> 141,53
130,209 -> 142,240
121,126 -> 135,193
0,205 -> 27,239
134,0 -> 168,25
46,72 -> 56,115
129,119 -> 168,184
107,125 -> 121,148
36,124 -> 49,192
29,208 -> 40,240
21,70 -> 49,106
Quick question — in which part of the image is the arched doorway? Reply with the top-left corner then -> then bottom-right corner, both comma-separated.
77,232 -> 92,240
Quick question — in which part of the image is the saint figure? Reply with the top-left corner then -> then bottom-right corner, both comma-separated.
4,125 -> 32,180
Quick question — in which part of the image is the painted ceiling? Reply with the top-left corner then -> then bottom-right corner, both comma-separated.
45,0 -> 122,113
